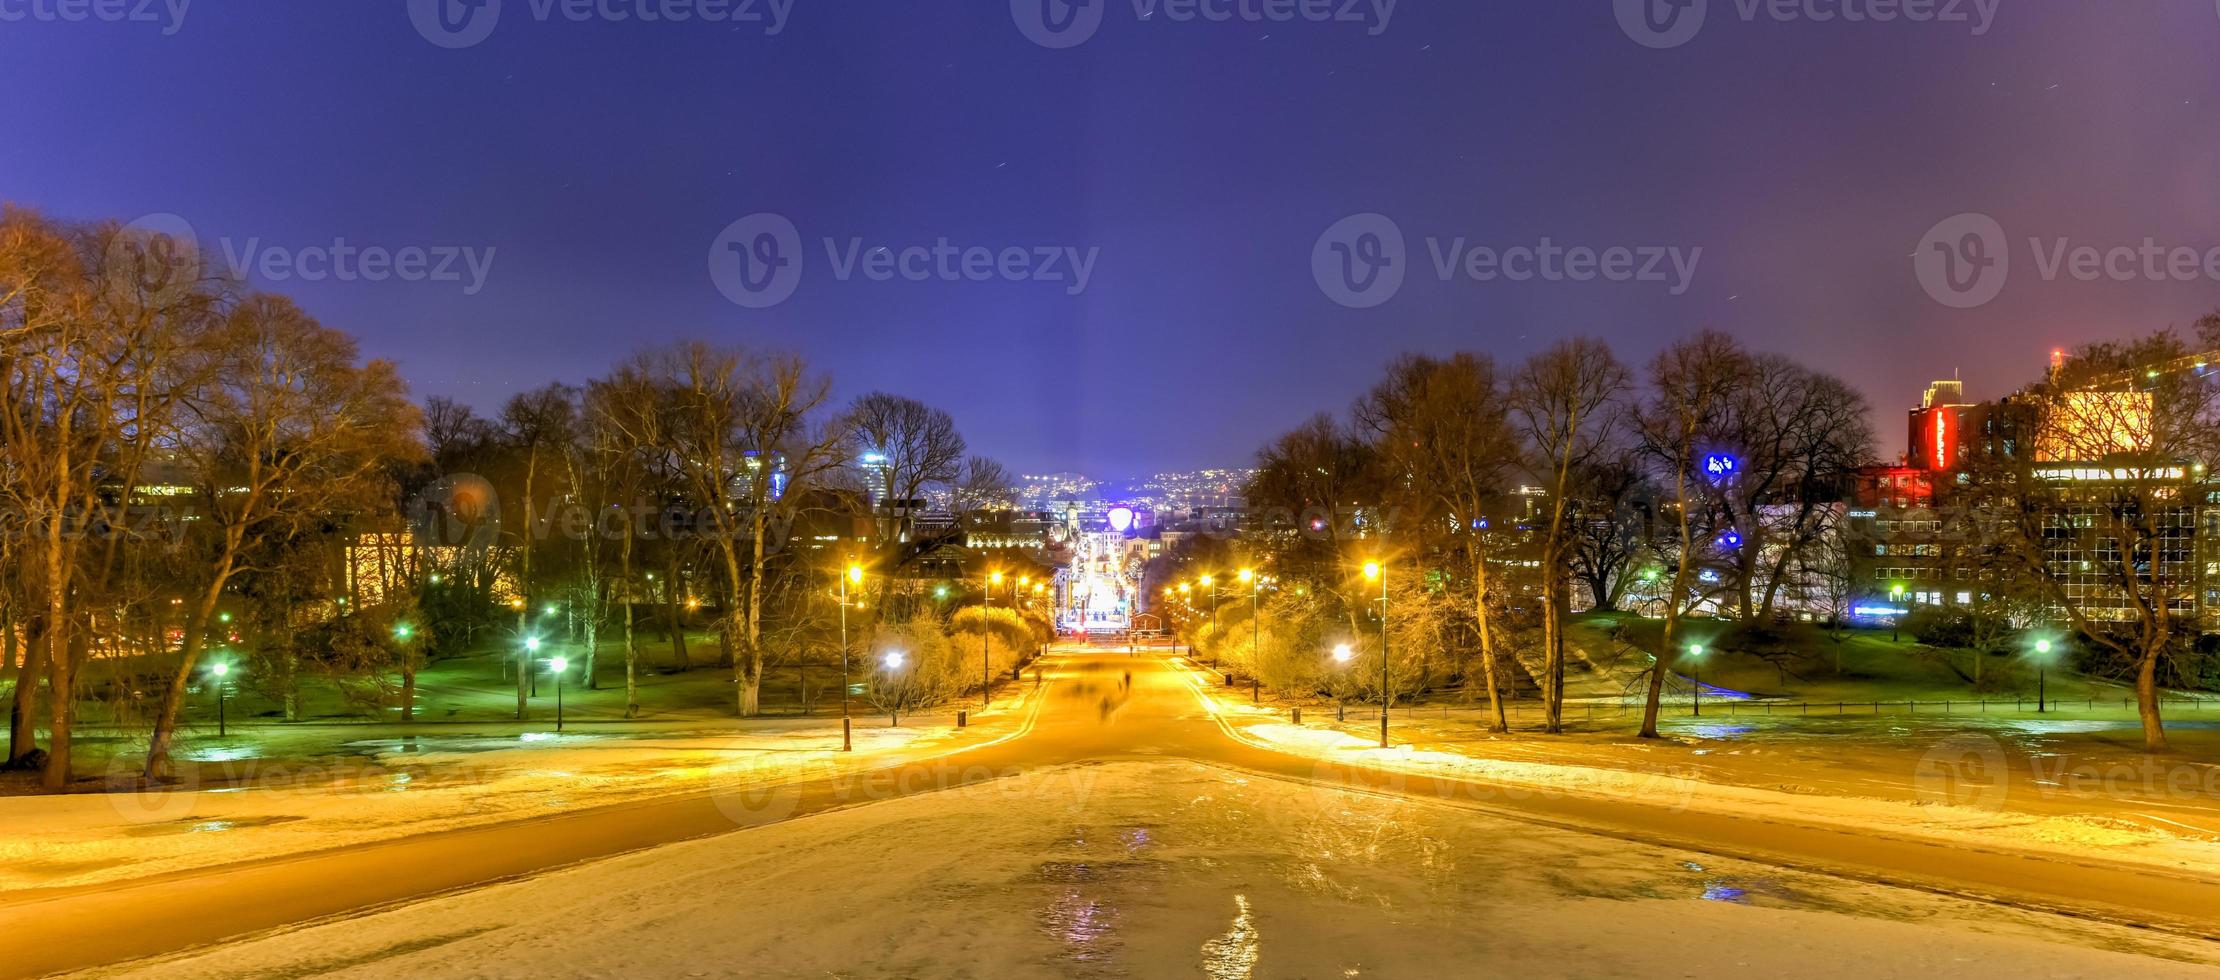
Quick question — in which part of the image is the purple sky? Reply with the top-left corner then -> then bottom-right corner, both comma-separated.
5,1 -> 2218,476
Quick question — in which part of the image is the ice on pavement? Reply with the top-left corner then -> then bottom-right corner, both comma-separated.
91,761 -> 2220,979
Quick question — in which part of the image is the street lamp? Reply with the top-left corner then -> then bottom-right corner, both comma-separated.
1200,574 -> 1220,667
1240,568 -> 1261,704
2034,638 -> 2054,713
209,662 -> 232,737
1364,560 -> 1388,748
549,655 -> 570,732
984,570 -> 1005,707
1687,643 -> 1706,717
840,562 -> 862,751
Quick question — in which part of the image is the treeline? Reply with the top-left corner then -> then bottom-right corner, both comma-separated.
0,207 -> 1024,790
1206,321 -> 2220,750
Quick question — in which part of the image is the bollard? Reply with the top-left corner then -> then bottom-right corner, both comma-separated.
1292,707 -> 1303,725
957,710 -> 968,728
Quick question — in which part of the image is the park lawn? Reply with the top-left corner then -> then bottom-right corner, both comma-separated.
1565,612 -> 2144,705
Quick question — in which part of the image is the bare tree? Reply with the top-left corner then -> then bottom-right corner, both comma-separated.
1566,457 -> 1651,614
733,354 -> 841,717
1510,338 -> 1630,734
585,366 -> 669,717
951,456 -> 1017,515
1633,330 -> 1748,739
145,294 -> 420,776
1714,355 -> 1874,621
1357,353 -> 1520,732
846,392 -> 964,559
1968,323 -> 2220,752
499,384 -> 579,712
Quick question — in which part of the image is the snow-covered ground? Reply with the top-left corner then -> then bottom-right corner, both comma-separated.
0,716 -> 985,892
90,761 -> 2220,979
1171,660 -> 2220,881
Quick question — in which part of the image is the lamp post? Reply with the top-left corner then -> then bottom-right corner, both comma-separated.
209,662 -> 231,738
984,570 -> 1004,707
1364,560 -> 1388,748
1201,574 -> 1219,668
882,649 -> 908,727
1240,568 -> 1260,704
1687,643 -> 1705,717
840,563 -> 861,751
2034,638 -> 2053,713
552,653 -> 572,728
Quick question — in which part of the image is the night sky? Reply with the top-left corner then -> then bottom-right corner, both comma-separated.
5,1 -> 2218,476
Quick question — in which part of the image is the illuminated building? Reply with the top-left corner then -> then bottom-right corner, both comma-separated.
1058,505 -> 1146,635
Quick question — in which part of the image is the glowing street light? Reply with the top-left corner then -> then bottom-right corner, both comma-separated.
548,655 -> 570,731
1363,560 -> 1389,748
983,570 -> 1005,708
1241,568 -> 1262,704
1687,643 -> 1706,717
839,562 -> 865,751
209,661 -> 233,737
880,649 -> 910,727
2033,638 -> 2055,713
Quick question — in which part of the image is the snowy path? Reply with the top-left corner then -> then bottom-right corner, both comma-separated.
10,646 -> 2220,977
88,761 -> 2220,979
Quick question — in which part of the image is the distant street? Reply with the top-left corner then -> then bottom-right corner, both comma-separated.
7,645 -> 2220,977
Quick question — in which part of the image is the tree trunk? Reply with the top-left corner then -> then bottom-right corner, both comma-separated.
622,527 -> 639,718
1470,541 -> 1508,733
665,555 -> 689,671
8,620 -> 43,765
1641,473 -> 1695,741
42,631 -> 75,791
2137,636 -> 2167,752
515,453 -> 536,721
145,561 -> 234,780
739,506 -> 769,718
